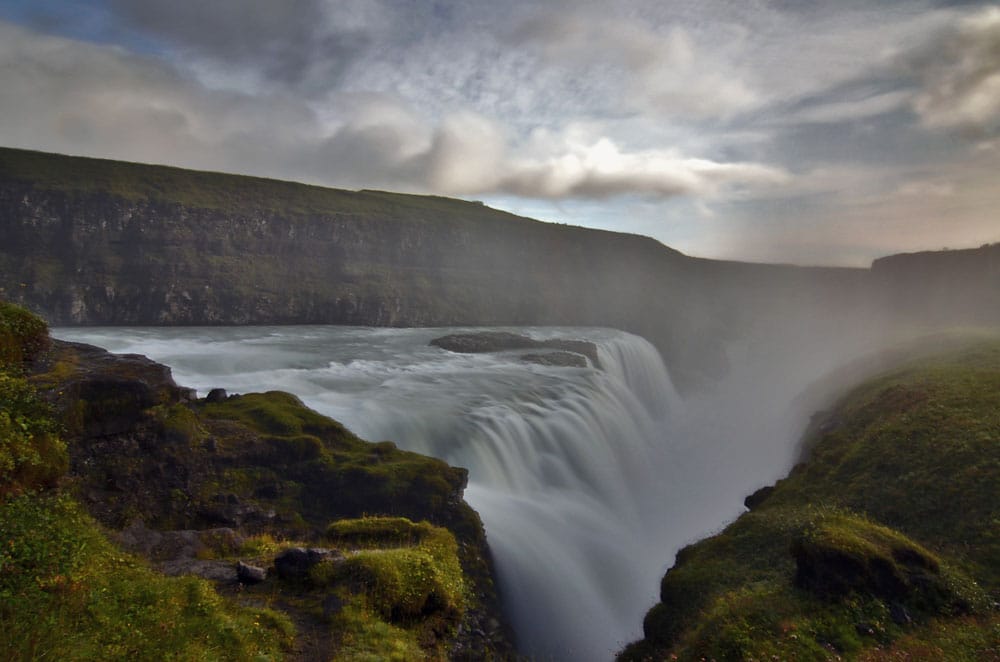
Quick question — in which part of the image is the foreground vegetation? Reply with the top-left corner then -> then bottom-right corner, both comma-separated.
621,337 -> 1000,660
0,301 -> 508,659
0,301 -> 293,659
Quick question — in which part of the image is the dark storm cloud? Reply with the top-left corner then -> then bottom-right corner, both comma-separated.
106,0 -> 370,93
903,6 -> 1000,132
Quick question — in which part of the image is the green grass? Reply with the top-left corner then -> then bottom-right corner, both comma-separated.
329,603 -> 425,662
622,337 -> 1000,661
322,518 -> 464,621
0,492 -> 294,660
203,391 -> 360,452
314,517 -> 464,660
0,303 -> 294,660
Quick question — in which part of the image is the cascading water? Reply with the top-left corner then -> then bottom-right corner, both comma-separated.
53,325 -> 818,659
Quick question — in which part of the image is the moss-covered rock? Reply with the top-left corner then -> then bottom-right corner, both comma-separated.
10,322 -> 513,659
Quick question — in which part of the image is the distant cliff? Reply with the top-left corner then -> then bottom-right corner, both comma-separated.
1,146 -> 995,388
872,243 -> 1000,326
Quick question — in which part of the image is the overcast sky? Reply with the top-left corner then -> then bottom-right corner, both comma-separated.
0,1 -> 998,265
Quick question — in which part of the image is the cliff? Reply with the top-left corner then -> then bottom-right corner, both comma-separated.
0,146 -> 883,389
620,334 -> 1000,660
871,243 -> 1000,326
0,302 -> 515,660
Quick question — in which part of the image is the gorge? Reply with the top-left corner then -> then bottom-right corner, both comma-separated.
52,322 -> 897,659
3,147 -> 999,659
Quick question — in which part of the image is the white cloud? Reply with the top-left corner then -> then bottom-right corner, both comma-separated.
895,180 -> 955,198
495,135 -> 788,199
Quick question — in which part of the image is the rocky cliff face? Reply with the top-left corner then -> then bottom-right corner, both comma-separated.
1,147 -> 995,389
871,243 -> 1000,326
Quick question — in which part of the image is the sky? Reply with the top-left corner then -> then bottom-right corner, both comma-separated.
0,1 -> 998,266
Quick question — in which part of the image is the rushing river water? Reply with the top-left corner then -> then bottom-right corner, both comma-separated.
54,325 -> 818,660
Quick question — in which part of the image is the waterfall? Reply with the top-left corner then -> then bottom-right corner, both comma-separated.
52,325 -> 809,660
454,334 -> 683,659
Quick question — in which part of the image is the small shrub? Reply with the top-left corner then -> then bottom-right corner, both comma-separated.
0,373 -> 67,494
0,302 -> 48,368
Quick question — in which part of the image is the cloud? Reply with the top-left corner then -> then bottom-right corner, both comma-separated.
0,20 -> 787,204
510,12 -> 758,120
321,111 -> 790,201
780,89 -> 912,125
106,0 -> 371,95
906,7 -> 1000,131
492,133 -> 788,199
0,21 -> 328,173
895,180 -> 955,198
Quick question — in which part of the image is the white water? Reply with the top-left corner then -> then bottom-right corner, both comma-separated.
54,325 -> 831,659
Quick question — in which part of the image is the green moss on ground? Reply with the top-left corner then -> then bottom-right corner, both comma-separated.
622,337 -> 1000,661
3,304 -> 509,659
0,492 -> 293,660
310,517 -> 465,660
323,517 -> 464,621
0,302 -> 293,660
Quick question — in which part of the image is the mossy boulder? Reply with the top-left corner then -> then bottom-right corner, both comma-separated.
794,515 -> 935,602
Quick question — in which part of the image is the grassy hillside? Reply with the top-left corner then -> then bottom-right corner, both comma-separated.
0,302 -> 293,660
0,302 -> 512,660
621,337 -> 1000,660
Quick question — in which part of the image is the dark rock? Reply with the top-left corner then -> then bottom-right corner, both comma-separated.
274,546 -> 342,581
236,561 -> 267,584
34,340 -> 188,437
431,331 -> 543,354
520,352 -> 588,368
115,520 -> 244,562
206,388 -> 228,403
160,559 -> 238,583
431,332 -> 601,368
744,485 -> 775,510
